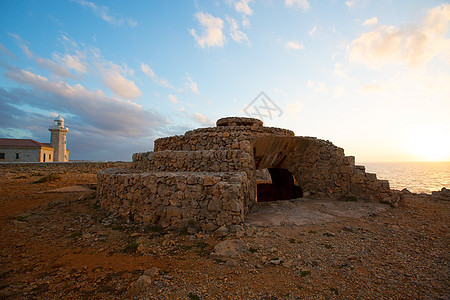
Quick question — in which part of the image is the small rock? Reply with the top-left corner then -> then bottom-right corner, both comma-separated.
269,258 -> 282,265
215,225 -> 229,235
144,267 -> 159,278
225,258 -> 239,267
210,239 -> 244,258
126,275 -> 153,297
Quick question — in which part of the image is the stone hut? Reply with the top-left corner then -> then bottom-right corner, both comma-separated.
97,117 -> 398,231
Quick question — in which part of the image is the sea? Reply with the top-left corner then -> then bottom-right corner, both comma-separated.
362,162 -> 450,194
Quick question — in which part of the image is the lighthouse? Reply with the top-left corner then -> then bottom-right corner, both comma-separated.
49,114 -> 69,162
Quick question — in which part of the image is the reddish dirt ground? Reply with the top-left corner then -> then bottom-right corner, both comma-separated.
0,169 -> 449,299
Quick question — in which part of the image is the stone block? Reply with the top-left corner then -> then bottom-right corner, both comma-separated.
365,173 -> 377,182
344,156 -> 355,165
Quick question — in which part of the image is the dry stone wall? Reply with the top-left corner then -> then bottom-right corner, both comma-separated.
97,116 -> 399,231
0,161 -> 130,174
97,170 -> 249,231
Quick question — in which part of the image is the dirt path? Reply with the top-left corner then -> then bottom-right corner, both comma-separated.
0,170 -> 449,299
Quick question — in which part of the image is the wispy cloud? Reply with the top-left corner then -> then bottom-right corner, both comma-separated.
309,25 -> 317,36
168,94 -> 178,104
234,0 -> 253,16
10,33 -> 78,79
285,0 -> 310,11
307,80 -> 328,92
72,0 -> 137,27
227,16 -> 250,45
141,63 -> 174,89
334,62 -> 347,77
285,40 -> 304,50
0,43 -> 17,59
362,17 -> 378,27
4,68 -> 166,137
348,4 -> 450,68
193,112 -> 214,127
100,63 -> 141,100
345,0 -> 360,8
190,12 -> 226,48
185,74 -> 200,94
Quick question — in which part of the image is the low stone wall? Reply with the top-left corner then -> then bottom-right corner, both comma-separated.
132,150 -> 253,173
0,161 -> 131,174
154,126 -> 294,152
97,170 -> 250,230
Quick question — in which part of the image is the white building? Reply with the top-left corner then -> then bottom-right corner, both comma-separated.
0,115 -> 69,162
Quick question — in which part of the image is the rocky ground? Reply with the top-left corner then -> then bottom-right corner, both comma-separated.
0,169 -> 448,299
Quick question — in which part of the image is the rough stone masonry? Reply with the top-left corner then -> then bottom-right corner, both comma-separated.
97,117 -> 399,231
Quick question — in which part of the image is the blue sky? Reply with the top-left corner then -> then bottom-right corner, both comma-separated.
1,0 -> 449,162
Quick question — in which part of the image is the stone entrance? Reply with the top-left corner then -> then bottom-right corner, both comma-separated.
257,168 -> 303,202
97,117 -> 399,231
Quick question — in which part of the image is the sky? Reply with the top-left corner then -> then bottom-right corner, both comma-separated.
0,0 -> 449,162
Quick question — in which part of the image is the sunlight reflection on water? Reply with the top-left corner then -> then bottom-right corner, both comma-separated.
363,162 -> 450,194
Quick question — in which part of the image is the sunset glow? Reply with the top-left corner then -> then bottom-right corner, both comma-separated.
0,1 -> 449,161
409,129 -> 450,162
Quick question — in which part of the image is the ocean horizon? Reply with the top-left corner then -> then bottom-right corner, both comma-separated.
362,161 -> 450,194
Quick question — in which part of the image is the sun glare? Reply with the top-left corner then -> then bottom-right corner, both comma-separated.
408,129 -> 450,161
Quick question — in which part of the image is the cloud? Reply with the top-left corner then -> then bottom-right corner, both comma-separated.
306,80 -> 328,92
361,83 -> 384,92
168,94 -> 178,104
98,62 -> 141,99
332,86 -> 347,98
348,4 -> 450,68
285,0 -> 310,11
0,43 -> 17,59
309,25 -> 317,36
226,17 -> 250,45
56,54 -> 88,74
193,113 -> 214,126
345,0 -> 360,8
185,74 -> 200,94
190,12 -> 226,48
73,0 -> 137,27
334,62 -> 347,77
285,40 -> 304,50
4,68 -> 167,137
102,70 -> 141,99
9,33 -> 33,59
10,33 -> 80,79
234,0 -> 252,16
363,17 -> 378,27
285,101 -> 303,117
36,57 -> 77,78
141,63 -> 174,89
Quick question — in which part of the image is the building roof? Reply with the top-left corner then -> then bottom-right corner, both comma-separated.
55,114 -> 64,122
0,138 -> 53,149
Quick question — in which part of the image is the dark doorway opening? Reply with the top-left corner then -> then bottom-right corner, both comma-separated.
257,168 -> 303,202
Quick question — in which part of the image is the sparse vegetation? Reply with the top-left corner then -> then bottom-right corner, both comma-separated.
33,173 -> 61,184
380,200 -> 396,208
16,215 -> 30,222
248,247 -> 258,253
144,224 -> 164,233
111,225 -> 124,231
187,292 -> 200,300
67,231 -> 82,238
299,270 -> 311,277
321,243 -> 333,249
340,196 -> 358,202
122,241 -> 139,253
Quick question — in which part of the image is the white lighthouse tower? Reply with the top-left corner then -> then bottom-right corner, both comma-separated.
49,114 -> 69,162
